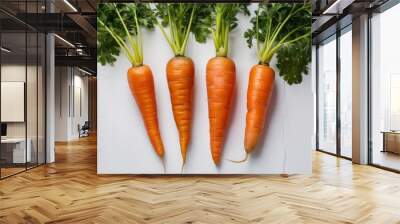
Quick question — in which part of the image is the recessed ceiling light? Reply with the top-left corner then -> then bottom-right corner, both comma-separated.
54,34 -> 75,48
1,47 -> 11,53
63,0 -> 78,12
322,0 -> 354,15
78,67 -> 92,76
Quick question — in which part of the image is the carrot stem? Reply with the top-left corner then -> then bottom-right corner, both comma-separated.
256,3 -> 311,64
98,4 -> 144,67
154,4 -> 196,57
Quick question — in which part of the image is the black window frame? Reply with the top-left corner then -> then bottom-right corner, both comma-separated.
315,23 -> 353,161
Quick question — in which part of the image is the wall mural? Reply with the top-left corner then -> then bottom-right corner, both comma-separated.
97,2 -> 313,174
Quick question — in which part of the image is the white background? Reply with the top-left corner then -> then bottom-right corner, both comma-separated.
97,4 -> 314,174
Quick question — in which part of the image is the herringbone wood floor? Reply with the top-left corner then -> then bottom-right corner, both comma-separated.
1,135 -> 400,224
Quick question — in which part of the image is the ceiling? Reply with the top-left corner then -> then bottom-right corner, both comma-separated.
311,0 -> 392,44
0,0 -> 97,74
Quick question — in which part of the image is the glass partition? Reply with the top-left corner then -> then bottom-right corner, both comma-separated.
0,0 -> 46,179
339,27 -> 352,158
1,31 -> 28,177
370,3 -> 400,171
317,35 -> 337,154
27,31 -> 38,169
38,32 -> 45,165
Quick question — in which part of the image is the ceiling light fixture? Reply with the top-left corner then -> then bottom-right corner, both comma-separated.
322,0 -> 354,15
63,0 -> 78,12
54,34 -> 75,48
78,67 -> 92,76
1,47 -> 11,53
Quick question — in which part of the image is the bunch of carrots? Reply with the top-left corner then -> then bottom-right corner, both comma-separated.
97,3 -> 311,168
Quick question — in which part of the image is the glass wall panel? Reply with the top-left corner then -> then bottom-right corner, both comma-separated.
339,28 -> 352,158
1,30 -> 27,177
318,36 -> 337,154
0,0 -> 46,179
38,32 -> 45,165
371,3 -> 400,171
26,0 -> 42,169
27,31 -> 38,169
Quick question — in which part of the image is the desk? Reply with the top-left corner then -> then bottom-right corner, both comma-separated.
1,138 -> 31,163
382,131 -> 400,154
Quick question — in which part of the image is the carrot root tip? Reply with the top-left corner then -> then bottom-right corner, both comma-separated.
181,161 -> 185,174
228,153 -> 249,163
161,159 -> 166,174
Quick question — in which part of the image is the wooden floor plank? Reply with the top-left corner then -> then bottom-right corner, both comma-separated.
0,135 -> 400,223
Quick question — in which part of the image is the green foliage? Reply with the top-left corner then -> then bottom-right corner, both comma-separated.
154,4 -> 198,56
190,5 -> 214,43
244,3 -> 311,85
198,3 -> 249,57
97,3 -> 154,66
276,38 -> 311,85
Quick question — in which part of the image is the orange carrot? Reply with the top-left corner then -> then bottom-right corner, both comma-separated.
99,4 -> 166,166
204,3 -> 247,165
166,56 -> 194,165
244,64 -> 275,153
206,56 -> 236,165
231,4 -> 310,163
127,65 -> 164,158
230,64 -> 274,163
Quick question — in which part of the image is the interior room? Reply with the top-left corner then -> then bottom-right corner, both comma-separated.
0,0 -> 400,223
0,12 -> 46,177
370,2 -> 400,171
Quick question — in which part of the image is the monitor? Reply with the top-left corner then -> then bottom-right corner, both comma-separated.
1,123 -> 7,137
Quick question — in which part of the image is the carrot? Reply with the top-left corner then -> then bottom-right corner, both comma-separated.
128,65 -> 165,158
231,3 -> 311,163
166,56 -> 194,164
206,56 -> 236,165
155,4 -> 210,170
244,64 -> 274,153
98,3 -> 166,161
203,3 -> 248,165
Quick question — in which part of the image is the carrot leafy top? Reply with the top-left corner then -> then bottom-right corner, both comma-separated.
245,3 -> 312,84
97,3 -> 154,67
199,3 -> 249,57
154,4 -> 211,57
213,4 -> 249,57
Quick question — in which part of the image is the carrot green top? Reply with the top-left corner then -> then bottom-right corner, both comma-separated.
97,3 -> 154,67
244,3 -> 312,84
155,3 -> 228,57
209,3 -> 249,57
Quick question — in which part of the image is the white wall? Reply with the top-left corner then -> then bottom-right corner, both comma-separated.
1,65 -> 40,138
55,67 -> 89,141
97,4 -> 314,174
70,73 -> 89,138
55,66 -> 69,141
